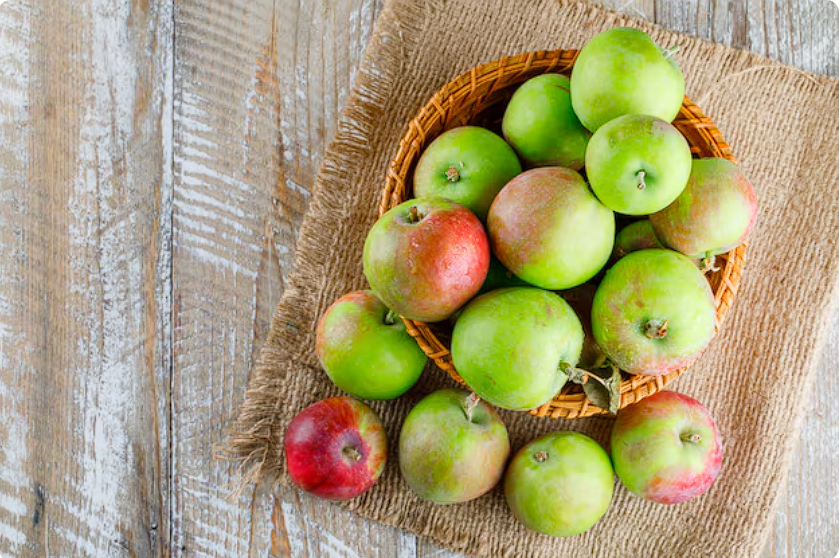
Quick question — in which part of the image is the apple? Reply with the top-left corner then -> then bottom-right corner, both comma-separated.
504,431 -> 614,537
479,255 -> 531,294
591,249 -> 716,376
399,388 -> 510,504
487,167 -> 614,290
316,290 -> 426,400
571,26 -> 685,132
610,390 -> 723,504
451,287 -> 584,411
586,114 -> 692,215
413,126 -> 522,221
502,73 -> 591,170
285,397 -> 388,501
363,197 -> 490,322
613,219 -> 665,260
650,158 -> 758,260
559,284 -> 606,369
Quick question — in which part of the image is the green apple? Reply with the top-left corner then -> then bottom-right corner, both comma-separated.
571,27 -> 685,132
611,390 -> 722,504
505,431 -> 614,537
613,220 -> 665,260
591,249 -> 716,376
413,126 -> 522,221
487,167 -> 615,290
451,287 -> 584,411
586,114 -> 692,215
479,255 -> 531,294
316,290 -> 427,400
399,389 -> 510,504
502,74 -> 591,170
650,158 -> 758,259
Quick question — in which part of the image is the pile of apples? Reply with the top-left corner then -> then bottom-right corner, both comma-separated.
284,27 -> 757,537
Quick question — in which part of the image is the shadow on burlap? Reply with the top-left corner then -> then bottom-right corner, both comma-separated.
226,1 -> 839,556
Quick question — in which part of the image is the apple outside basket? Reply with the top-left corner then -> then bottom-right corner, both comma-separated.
379,49 -> 748,419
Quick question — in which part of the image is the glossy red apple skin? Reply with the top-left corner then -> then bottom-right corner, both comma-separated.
610,391 -> 722,504
363,198 -> 490,322
284,397 -> 388,501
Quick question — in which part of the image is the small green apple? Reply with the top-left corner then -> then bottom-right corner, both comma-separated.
613,220 -> 665,260
316,291 -> 427,400
586,114 -> 692,215
571,27 -> 685,132
502,74 -> 591,170
413,126 -> 522,221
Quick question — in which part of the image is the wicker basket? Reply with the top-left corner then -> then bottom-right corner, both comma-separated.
379,49 -> 747,419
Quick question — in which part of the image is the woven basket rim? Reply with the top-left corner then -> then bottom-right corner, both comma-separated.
379,48 -> 748,419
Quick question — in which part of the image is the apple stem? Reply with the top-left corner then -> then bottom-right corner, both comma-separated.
383,309 -> 398,325
680,432 -> 702,444
534,450 -> 549,463
700,252 -> 720,273
445,165 -> 461,183
663,45 -> 680,59
636,170 -> 647,190
407,205 -> 421,223
463,392 -> 481,422
342,445 -> 362,462
645,319 -> 669,339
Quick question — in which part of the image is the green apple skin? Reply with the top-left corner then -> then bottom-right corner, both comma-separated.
479,255 -> 532,294
399,388 -> 510,504
451,287 -> 584,411
316,291 -> 427,400
613,220 -> 665,260
586,114 -> 692,215
650,158 -> 758,259
504,431 -> 614,537
413,126 -> 522,221
591,249 -> 715,376
363,197 -> 490,322
487,167 -> 615,290
610,390 -> 722,504
502,74 -> 592,170
570,26 -> 685,132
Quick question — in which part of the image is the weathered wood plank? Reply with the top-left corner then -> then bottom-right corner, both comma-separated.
0,0 -> 173,556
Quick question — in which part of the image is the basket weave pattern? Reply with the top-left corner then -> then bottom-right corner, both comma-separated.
379,49 -> 747,419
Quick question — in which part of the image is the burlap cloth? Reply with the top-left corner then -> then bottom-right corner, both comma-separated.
227,1 -> 839,556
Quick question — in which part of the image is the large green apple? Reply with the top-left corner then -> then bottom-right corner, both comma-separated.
650,158 -> 758,259
502,74 -> 591,170
571,27 -> 685,132
611,390 -> 722,504
591,249 -> 715,376
316,290 -> 427,400
413,126 -> 522,221
504,431 -> 614,537
363,197 -> 490,322
487,167 -> 614,290
586,114 -> 692,215
451,287 -> 584,411
399,388 -> 510,504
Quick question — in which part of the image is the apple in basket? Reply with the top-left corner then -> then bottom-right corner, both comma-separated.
612,219 -> 666,261
399,388 -> 510,504
285,397 -> 388,501
364,197 -> 490,322
610,390 -> 723,504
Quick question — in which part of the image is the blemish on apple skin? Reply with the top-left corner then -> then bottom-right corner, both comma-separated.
545,303 -> 554,318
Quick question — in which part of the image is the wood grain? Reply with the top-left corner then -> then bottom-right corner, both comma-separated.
0,0 -> 172,556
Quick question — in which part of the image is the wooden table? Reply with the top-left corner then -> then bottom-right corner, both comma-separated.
0,0 -> 835,556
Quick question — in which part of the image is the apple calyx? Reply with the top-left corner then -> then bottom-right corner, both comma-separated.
645,318 -> 669,339
407,205 -> 424,223
383,309 -> 398,326
445,165 -> 461,183
462,392 -> 481,423
680,432 -> 702,444
636,170 -> 647,190
534,450 -> 549,463
342,445 -> 362,462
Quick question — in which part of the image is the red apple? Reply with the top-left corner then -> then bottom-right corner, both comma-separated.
610,391 -> 722,504
284,397 -> 388,501
363,198 -> 490,322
